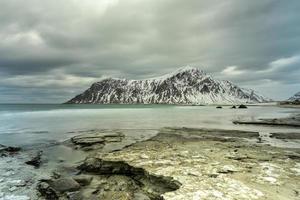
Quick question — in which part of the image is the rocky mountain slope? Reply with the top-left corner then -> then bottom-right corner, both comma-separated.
66,67 -> 270,105
288,91 -> 300,102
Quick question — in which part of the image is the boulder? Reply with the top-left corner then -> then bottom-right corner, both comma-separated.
25,151 -> 43,168
37,182 -> 59,200
49,178 -> 81,193
0,145 -> 21,156
238,104 -> 247,109
73,175 -> 93,186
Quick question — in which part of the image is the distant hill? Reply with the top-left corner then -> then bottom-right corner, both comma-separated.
65,66 -> 270,105
281,91 -> 300,105
288,91 -> 300,102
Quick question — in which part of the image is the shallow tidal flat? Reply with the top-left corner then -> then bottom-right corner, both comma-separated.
37,127 -> 300,200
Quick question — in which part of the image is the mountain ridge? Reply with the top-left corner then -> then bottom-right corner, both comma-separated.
66,66 -> 271,105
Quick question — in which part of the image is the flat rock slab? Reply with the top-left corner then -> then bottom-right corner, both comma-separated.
72,175 -> 93,186
159,127 -> 259,139
49,177 -> 81,193
71,131 -> 125,149
270,132 -> 300,140
91,128 -> 300,200
0,144 -> 21,156
233,114 -> 300,127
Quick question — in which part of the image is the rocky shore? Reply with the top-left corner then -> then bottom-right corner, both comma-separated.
35,127 -> 300,200
233,114 -> 300,127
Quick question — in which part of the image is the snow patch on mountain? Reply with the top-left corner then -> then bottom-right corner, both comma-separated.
288,91 -> 300,102
66,66 -> 270,105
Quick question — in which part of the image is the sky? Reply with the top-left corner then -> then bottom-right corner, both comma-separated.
0,0 -> 299,103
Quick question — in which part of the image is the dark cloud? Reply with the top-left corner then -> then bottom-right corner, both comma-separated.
0,0 -> 299,102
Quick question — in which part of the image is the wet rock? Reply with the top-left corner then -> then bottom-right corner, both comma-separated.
238,104 -> 247,109
0,144 -> 21,156
270,132 -> 300,140
71,131 -> 125,151
49,177 -> 81,193
37,182 -> 59,200
226,154 -> 250,161
257,137 -> 263,143
73,175 -> 93,186
25,151 -> 43,168
217,165 -> 239,174
66,191 -> 83,200
78,158 -> 181,199
286,153 -> 300,160
233,114 -> 300,127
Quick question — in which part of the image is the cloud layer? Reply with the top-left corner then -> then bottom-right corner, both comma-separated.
0,0 -> 299,102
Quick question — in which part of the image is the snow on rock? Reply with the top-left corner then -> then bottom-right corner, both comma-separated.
288,91 -> 300,102
66,66 -> 270,105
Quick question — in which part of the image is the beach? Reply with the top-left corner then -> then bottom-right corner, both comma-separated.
0,105 -> 299,199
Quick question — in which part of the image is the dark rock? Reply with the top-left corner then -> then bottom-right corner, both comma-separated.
233,115 -> 300,127
238,104 -> 247,109
78,158 -> 181,199
49,178 -> 81,193
257,137 -> 263,143
37,182 -> 59,200
286,153 -> 300,160
231,105 -> 236,109
216,106 -> 222,109
0,145 -> 21,156
270,132 -> 300,140
66,191 -> 83,200
73,175 -> 93,186
70,132 -> 125,151
25,151 -> 43,168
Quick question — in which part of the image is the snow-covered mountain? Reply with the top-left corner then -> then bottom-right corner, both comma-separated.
288,91 -> 300,102
65,66 -> 270,105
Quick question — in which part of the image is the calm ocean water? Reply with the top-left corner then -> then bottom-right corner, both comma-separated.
0,104 -> 299,147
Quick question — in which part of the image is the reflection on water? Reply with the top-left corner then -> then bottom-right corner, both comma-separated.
0,104 -> 299,147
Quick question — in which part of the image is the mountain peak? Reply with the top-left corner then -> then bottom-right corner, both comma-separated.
173,66 -> 205,75
66,66 -> 270,104
288,91 -> 300,101
151,66 -> 206,81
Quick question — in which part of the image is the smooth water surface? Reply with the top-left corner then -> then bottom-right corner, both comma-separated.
0,104 -> 299,147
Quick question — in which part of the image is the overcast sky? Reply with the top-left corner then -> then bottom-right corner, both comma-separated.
0,0 -> 299,103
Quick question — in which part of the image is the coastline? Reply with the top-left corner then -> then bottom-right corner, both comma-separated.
33,127 -> 300,200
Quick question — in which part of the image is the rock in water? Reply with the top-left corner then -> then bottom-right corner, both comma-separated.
25,151 -> 43,168
65,67 -> 270,105
70,131 -> 125,151
37,182 -> 59,200
0,145 -> 21,156
238,104 -> 247,109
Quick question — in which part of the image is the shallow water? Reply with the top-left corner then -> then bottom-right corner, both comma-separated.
0,104 -> 299,147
